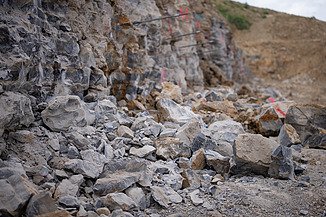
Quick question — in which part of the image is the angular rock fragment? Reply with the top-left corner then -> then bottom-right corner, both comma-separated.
94,173 -> 140,196
94,159 -> 147,196
41,95 -> 95,132
155,137 -> 191,160
117,125 -> 134,139
0,92 -> 35,136
54,175 -> 83,198
193,100 -> 238,117
285,104 -> 326,144
257,107 -> 283,136
234,133 -> 279,175
205,150 -> 230,175
278,124 -> 301,147
151,186 -> 182,208
125,187 -> 146,210
129,145 -> 156,158
268,145 -> 294,180
157,98 -> 200,124
58,195 -> 80,209
160,82 -> 183,103
26,192 -> 57,217
0,175 -> 38,217
102,193 -> 136,211
176,119 -> 202,145
203,119 -> 245,157
191,149 -> 206,170
189,189 -> 204,206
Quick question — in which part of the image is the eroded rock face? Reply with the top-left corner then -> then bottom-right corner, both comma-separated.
0,0 -> 247,102
0,92 -> 34,135
41,95 -> 95,132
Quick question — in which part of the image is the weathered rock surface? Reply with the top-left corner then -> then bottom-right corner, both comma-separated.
26,192 -> 57,217
257,107 -> 283,136
205,150 -> 231,175
42,95 -> 95,132
130,145 -> 156,158
157,99 -> 200,124
234,133 -> 279,175
0,92 -> 34,135
176,119 -> 202,145
278,123 -> 301,147
102,193 -> 136,211
125,187 -> 146,210
0,175 -> 38,217
285,104 -> 326,144
155,137 -> 191,160
268,145 -> 294,180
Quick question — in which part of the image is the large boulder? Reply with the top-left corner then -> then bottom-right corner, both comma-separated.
0,92 -> 34,136
234,133 -> 279,175
285,104 -> 326,146
201,120 -> 245,157
41,95 -> 95,132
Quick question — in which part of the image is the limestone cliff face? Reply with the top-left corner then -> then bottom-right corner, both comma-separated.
0,0 -> 248,102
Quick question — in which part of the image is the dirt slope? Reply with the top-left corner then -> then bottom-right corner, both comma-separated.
214,0 -> 326,105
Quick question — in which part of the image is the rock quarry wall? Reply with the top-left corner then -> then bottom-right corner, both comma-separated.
0,0 -> 248,103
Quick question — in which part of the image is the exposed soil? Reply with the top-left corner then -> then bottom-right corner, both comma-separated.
232,9 -> 326,105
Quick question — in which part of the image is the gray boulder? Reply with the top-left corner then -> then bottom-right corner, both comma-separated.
203,120 -> 245,157
285,104 -> 326,144
268,145 -> 294,180
41,95 -> 95,132
176,119 -> 202,145
0,92 -> 34,136
125,187 -> 146,210
0,175 -> 38,217
26,192 -> 57,217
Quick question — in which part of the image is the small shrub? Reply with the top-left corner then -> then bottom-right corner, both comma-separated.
227,15 -> 251,30
244,2 -> 249,9
217,3 -> 251,30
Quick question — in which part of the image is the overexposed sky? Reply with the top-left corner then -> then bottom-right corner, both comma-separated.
233,0 -> 326,21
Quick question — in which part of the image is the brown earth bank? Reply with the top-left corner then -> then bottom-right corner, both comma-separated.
225,0 -> 326,105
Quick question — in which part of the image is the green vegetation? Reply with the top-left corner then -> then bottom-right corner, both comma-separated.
217,4 -> 251,30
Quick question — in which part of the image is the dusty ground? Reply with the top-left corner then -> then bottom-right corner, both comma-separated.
148,149 -> 326,217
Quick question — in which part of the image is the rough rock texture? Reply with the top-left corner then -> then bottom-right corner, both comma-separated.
268,145 -> 294,180
157,98 -> 200,124
0,175 -> 38,217
278,123 -> 301,147
257,107 -> 283,136
0,92 -> 34,135
41,95 -> 95,132
0,0 -> 247,103
285,104 -> 326,145
234,133 -> 279,175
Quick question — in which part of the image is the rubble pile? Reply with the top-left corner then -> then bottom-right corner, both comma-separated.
0,0 -> 325,216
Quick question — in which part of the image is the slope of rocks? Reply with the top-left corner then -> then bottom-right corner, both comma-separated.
0,0 -> 326,217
